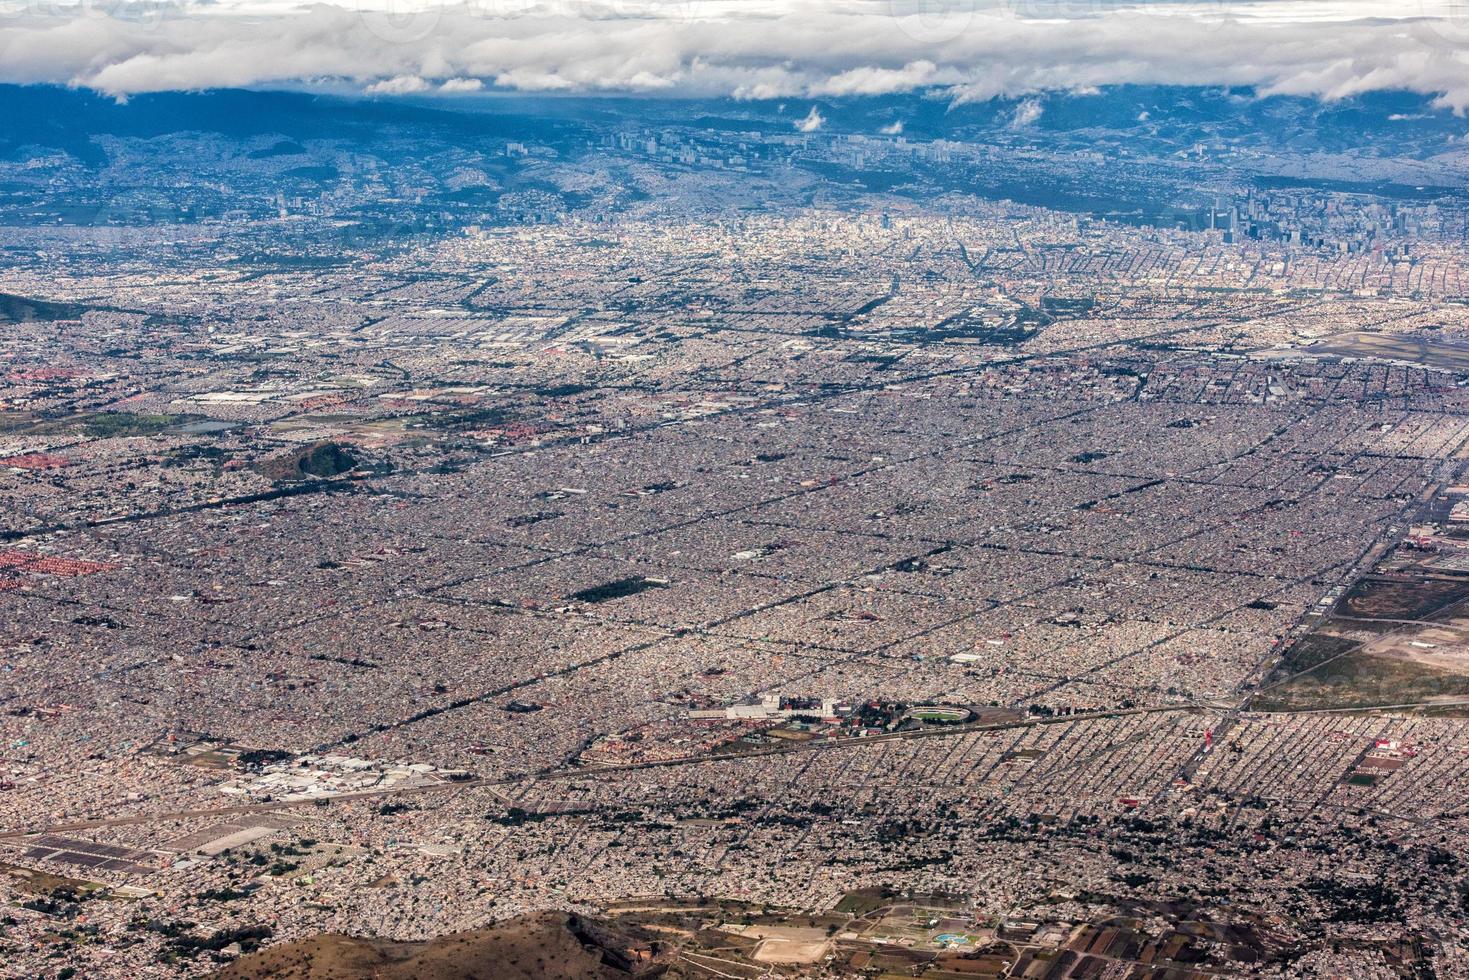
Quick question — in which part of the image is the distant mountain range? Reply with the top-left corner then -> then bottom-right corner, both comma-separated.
2,83 -> 1465,169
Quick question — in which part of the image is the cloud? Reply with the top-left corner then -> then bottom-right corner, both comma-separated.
439,76 -> 483,92
365,74 -> 430,95
1010,97 -> 1044,128
795,104 -> 825,132
880,119 -> 904,134
809,60 -> 940,97
0,2 -> 1466,112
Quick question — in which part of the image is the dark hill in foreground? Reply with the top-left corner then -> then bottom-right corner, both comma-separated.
213,911 -> 669,980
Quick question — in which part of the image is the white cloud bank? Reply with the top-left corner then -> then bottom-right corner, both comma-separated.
0,0 -> 1468,110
